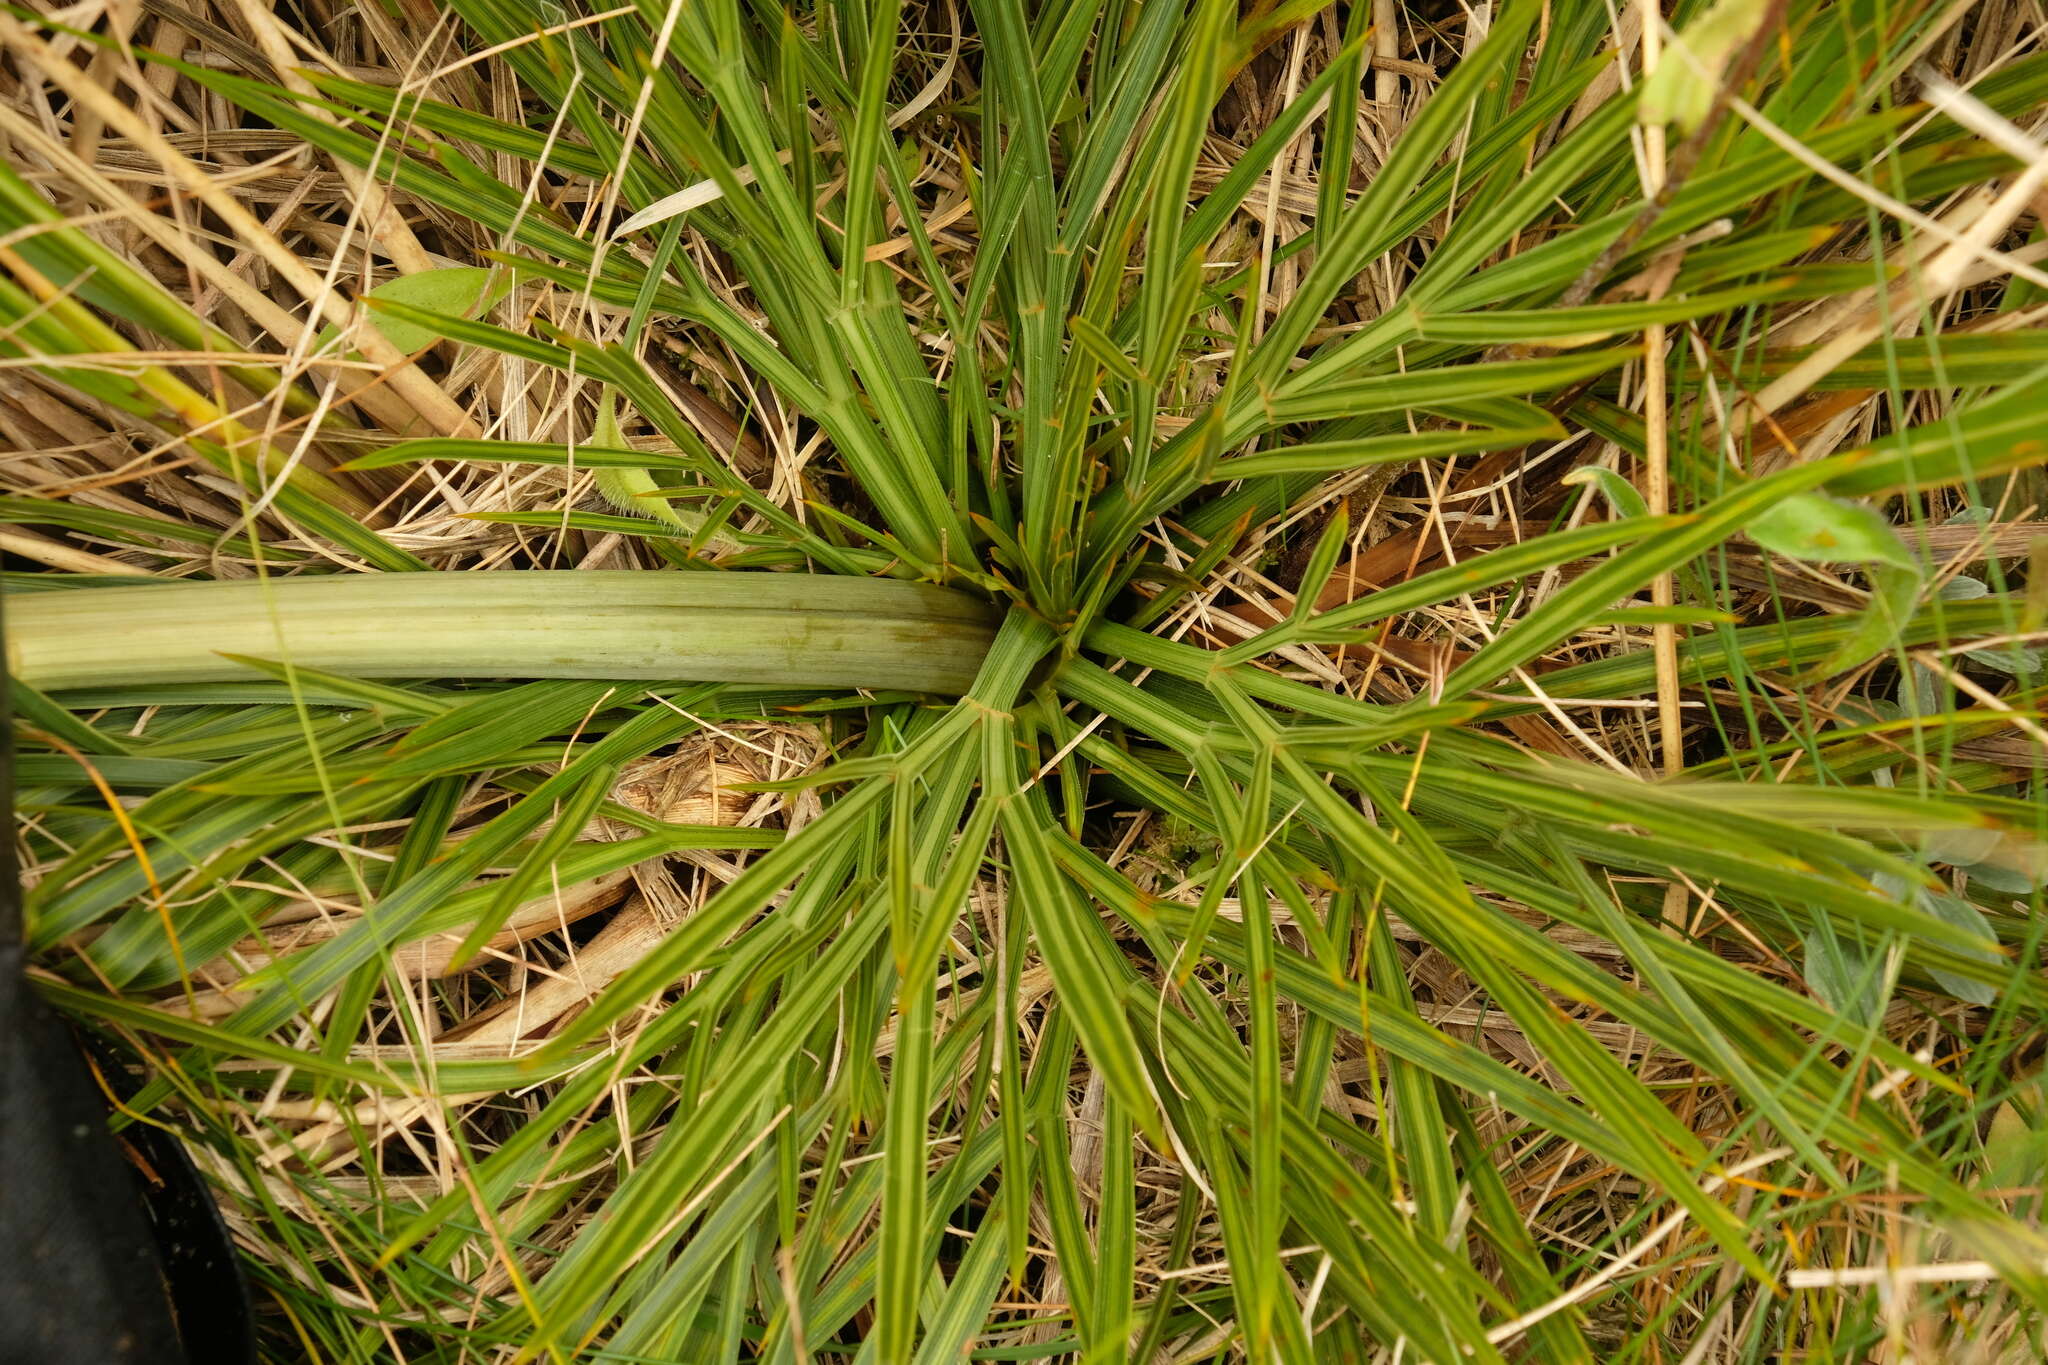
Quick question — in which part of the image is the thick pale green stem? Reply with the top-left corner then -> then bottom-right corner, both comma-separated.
4,571 -> 999,695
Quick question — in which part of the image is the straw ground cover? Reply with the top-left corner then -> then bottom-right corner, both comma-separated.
5,0 -> 2048,1358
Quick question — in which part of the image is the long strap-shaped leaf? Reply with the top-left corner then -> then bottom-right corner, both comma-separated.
4,571 -> 997,695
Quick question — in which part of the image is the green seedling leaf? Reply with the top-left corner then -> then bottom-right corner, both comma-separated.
1963,861 -> 2038,895
1801,920 -> 1886,1028
1939,573 -> 1991,602
1806,562 -> 1924,681
320,266 -> 513,354
1562,464 -> 1649,520
1640,0 -> 1770,133
1749,493 -> 1917,568
1919,825 -> 2002,869
589,388 -> 743,555
1918,892 -> 2003,1006
1966,641 -> 2048,676
1985,1073 -> 2048,1200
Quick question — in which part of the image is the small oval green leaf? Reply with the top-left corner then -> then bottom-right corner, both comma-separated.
361,267 -> 512,353
1750,492 -> 1917,567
